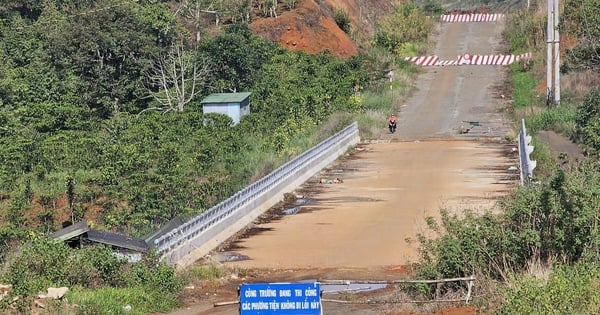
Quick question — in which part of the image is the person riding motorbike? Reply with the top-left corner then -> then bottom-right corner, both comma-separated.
388,114 -> 397,133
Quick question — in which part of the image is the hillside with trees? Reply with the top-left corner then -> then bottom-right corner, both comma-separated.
0,0 -> 382,239
0,0 -> 404,312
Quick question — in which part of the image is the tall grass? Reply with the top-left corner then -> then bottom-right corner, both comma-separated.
362,90 -> 394,112
66,286 -> 180,315
562,70 -> 600,101
525,106 -> 577,135
511,67 -> 537,109
240,122 -> 322,184
185,264 -> 226,280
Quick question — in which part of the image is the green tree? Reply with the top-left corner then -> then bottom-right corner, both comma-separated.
575,88 -> 600,155
200,24 -> 280,93
44,1 -> 176,117
562,0 -> 600,70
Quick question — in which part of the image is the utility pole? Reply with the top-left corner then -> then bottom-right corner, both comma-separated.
553,0 -> 561,105
546,0 -> 561,106
546,0 -> 553,105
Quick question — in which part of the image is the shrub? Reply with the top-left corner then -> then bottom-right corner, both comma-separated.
575,88 -> 600,155
562,0 -> 600,70
335,10 -> 351,33
374,3 -> 432,54
500,263 -> 600,314
0,240 -> 182,313
122,252 -> 183,293
414,160 -> 600,289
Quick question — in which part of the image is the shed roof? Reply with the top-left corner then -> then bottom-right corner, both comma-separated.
201,92 -> 251,104
49,220 -> 90,241
49,220 -> 150,253
87,230 -> 150,253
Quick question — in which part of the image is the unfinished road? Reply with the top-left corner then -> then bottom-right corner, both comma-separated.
219,19 -> 517,270
176,15 -> 520,315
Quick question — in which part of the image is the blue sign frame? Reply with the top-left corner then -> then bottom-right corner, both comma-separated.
240,282 -> 321,315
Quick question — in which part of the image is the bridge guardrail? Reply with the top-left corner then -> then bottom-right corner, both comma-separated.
154,122 -> 360,265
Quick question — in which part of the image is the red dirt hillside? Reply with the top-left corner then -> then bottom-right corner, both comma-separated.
249,0 -> 393,58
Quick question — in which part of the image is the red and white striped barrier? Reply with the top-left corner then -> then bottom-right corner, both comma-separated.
441,13 -> 504,23
437,59 -> 458,66
403,55 -> 440,66
456,52 -> 532,65
404,52 -> 532,67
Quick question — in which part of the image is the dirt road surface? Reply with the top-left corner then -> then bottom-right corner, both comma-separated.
170,16 -> 518,315
220,141 -> 515,269
397,19 -> 511,140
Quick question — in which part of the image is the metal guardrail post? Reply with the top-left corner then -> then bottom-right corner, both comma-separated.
518,119 -> 536,185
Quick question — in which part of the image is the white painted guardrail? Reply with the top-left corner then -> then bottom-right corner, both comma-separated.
518,118 -> 536,185
155,122 -> 361,266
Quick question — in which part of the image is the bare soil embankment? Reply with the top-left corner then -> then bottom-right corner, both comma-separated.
250,0 -> 393,58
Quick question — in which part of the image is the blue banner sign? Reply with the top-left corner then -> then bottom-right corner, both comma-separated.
240,282 -> 321,315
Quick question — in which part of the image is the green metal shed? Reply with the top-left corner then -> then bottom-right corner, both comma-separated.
200,92 -> 251,124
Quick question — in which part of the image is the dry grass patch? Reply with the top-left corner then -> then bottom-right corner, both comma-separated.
562,70 -> 600,98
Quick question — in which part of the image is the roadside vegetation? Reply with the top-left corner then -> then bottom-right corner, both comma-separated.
0,0 -> 430,313
410,0 -> 600,313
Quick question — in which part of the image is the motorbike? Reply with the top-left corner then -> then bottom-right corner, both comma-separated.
388,121 -> 397,133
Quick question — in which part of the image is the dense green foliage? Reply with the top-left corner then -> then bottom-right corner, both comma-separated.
499,262 -> 600,314
200,24 -> 279,93
374,3 -> 432,55
0,1 -> 373,240
414,161 -> 600,299
0,1 -> 176,119
575,88 -> 600,155
1,237 -> 181,313
561,0 -> 600,70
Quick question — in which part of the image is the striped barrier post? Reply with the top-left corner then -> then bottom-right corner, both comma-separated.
441,13 -> 504,23
405,53 -> 533,67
